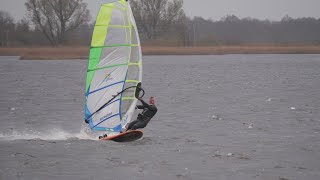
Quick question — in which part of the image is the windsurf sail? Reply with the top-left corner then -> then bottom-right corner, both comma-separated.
85,0 -> 142,134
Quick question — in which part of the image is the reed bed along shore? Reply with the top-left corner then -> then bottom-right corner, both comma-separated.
1,45 -> 320,60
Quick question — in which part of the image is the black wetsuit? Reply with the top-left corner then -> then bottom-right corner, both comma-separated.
127,99 -> 157,131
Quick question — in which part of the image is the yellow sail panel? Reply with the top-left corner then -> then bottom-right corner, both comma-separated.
91,4 -> 114,47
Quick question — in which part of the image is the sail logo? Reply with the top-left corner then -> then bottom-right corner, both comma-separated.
104,74 -> 113,82
100,112 -> 113,121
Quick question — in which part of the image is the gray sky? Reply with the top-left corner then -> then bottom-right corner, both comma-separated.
1,0 -> 320,22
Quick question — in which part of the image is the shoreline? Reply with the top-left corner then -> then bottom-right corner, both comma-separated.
1,45 -> 320,60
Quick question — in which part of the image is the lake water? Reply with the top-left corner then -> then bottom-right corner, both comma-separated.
0,55 -> 320,180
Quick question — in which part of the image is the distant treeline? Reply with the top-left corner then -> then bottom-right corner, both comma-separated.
0,10 -> 92,47
185,15 -> 320,46
0,0 -> 320,47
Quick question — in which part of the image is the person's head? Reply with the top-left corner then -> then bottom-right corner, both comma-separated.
149,97 -> 156,105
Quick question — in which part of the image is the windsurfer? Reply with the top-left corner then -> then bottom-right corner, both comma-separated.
126,97 -> 157,131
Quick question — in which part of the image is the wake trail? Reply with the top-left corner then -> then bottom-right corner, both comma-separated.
0,124 -> 97,141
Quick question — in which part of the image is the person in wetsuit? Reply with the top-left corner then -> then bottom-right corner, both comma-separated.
126,96 -> 157,131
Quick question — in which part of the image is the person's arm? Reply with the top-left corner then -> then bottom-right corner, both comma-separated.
140,99 -> 157,111
136,105 -> 144,109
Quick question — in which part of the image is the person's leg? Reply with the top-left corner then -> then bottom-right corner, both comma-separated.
127,119 -> 139,131
131,120 -> 147,130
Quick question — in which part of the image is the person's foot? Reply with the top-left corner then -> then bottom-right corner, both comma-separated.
85,119 -> 89,124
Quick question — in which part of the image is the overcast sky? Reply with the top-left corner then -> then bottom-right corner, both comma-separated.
1,0 -> 320,22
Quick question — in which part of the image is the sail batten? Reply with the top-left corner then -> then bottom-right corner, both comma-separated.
91,44 -> 139,48
87,63 -> 128,72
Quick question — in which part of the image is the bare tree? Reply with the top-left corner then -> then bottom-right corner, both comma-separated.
0,11 -> 15,47
175,13 -> 193,46
15,19 -> 32,45
16,19 -> 30,32
25,0 -> 90,46
131,0 -> 184,39
161,0 -> 184,26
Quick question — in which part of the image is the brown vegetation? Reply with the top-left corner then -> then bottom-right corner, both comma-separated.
0,45 -> 320,60
142,45 -> 320,55
0,47 -> 88,60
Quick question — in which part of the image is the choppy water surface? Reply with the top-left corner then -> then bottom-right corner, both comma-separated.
0,55 -> 320,180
